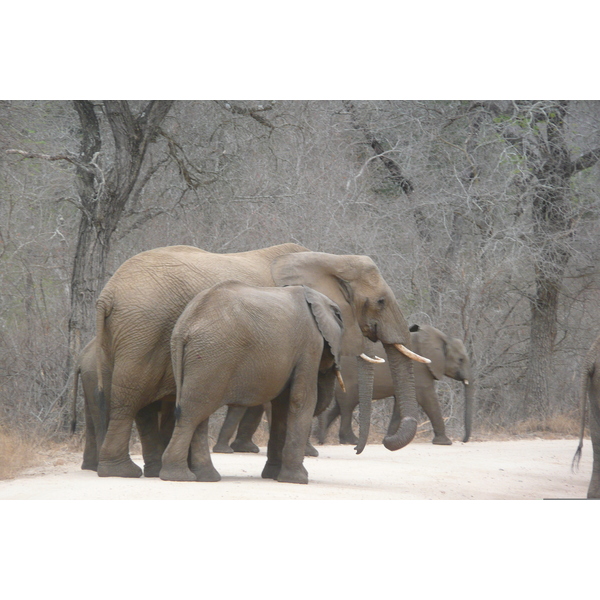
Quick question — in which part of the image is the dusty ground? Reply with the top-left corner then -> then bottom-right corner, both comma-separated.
0,437 -> 593,500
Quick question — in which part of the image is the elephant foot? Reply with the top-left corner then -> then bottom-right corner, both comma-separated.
339,435 -> 359,445
305,442 -> 319,457
212,442 -> 234,454
231,439 -> 260,453
143,462 -> 162,478
432,434 -> 453,446
97,458 -> 143,478
192,465 -> 222,482
81,461 -> 98,472
261,461 -> 281,480
159,464 -> 197,482
277,464 -> 309,485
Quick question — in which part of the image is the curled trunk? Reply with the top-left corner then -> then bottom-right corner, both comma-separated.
382,344 -> 418,451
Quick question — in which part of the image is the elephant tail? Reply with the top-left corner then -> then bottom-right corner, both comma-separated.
71,363 -> 81,434
93,297 -> 111,443
172,334 -> 185,411
95,299 -> 108,394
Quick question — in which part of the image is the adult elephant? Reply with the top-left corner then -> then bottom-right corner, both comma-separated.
160,282 -> 345,484
95,243 -> 428,478
318,324 -> 474,445
572,334 -> 600,499
70,337 -> 174,472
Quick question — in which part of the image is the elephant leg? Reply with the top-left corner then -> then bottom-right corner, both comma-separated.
189,419 -> 221,482
159,398 -> 175,449
338,399 -> 359,445
262,393 -> 288,480
82,394 -> 99,471
160,415 -> 202,482
318,401 -> 340,444
417,384 -> 452,445
135,401 -> 170,477
213,405 -> 245,453
588,387 -> 600,498
305,435 -> 319,457
231,404 -> 264,453
277,373 -> 317,484
97,409 -> 142,478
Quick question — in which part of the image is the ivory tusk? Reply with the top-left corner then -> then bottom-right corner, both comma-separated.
359,353 -> 386,364
464,380 -> 469,386
335,369 -> 347,393
393,343 -> 431,364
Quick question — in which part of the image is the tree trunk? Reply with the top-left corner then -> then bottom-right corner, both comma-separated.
67,101 -> 173,361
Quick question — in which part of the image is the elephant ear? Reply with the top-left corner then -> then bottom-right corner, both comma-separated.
303,285 -> 344,368
271,252 -> 365,353
412,325 -> 446,380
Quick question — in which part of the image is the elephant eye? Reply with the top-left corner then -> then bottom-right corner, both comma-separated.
377,298 -> 385,309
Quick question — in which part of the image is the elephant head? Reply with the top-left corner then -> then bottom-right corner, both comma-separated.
410,324 -> 474,443
271,251 -> 424,453
302,285 -> 345,416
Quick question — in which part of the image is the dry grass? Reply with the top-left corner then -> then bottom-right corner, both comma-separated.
471,411 -> 586,441
0,428 -> 42,480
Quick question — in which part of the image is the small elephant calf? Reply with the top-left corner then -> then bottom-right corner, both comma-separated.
159,280 -> 345,484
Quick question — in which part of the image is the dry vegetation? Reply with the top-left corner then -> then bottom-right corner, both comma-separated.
1,100 -> 600,476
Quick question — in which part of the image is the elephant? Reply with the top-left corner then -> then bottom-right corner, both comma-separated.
572,334 -> 600,499
70,337 -> 174,473
94,243 -> 428,478
318,324 -> 474,446
213,403 -> 320,457
159,281 -> 345,484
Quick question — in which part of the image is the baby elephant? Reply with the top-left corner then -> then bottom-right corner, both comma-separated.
159,281 -> 345,485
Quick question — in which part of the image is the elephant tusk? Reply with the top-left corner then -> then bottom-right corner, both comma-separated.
335,369 -> 347,393
393,343 -> 431,364
359,353 -> 386,364
464,380 -> 469,386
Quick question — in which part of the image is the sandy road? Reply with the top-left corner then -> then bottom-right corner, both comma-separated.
0,438 -> 592,500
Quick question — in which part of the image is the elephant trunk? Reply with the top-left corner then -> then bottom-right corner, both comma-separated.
463,379 -> 474,443
382,344 -> 418,451
354,357 -> 375,454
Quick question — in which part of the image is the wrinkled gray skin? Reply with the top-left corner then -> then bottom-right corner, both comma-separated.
213,404 -> 320,457
159,282 -> 344,484
319,325 -> 474,445
95,244 -> 420,478
572,334 -> 600,499
71,337 -> 174,473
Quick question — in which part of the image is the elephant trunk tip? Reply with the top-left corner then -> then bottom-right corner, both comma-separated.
382,416 -> 418,451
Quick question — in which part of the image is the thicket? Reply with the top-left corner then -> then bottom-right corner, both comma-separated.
1,100 -> 600,462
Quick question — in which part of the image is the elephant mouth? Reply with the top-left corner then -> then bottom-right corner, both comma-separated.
361,323 -> 378,343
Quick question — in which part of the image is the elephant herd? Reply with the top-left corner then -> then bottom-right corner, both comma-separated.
70,243 -> 599,496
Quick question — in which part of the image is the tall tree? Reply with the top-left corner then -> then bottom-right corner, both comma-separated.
8,100 -> 173,362
480,101 -> 600,417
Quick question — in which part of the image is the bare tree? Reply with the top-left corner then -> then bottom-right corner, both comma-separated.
7,101 -> 173,361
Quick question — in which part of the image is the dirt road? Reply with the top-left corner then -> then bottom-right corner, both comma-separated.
0,438 -> 592,500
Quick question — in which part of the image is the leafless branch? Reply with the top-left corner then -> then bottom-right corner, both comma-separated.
5,149 -> 93,172
215,100 -> 275,129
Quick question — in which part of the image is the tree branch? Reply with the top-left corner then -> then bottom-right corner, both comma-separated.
215,100 -> 275,129
5,148 -> 93,172
572,147 -> 600,173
